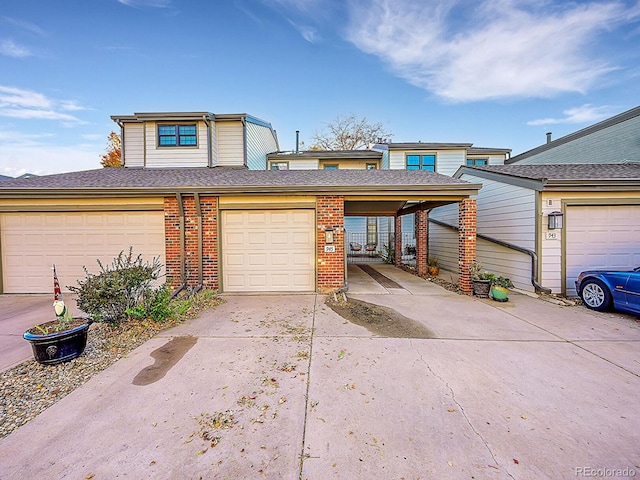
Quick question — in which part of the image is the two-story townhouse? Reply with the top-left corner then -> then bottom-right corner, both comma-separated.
0,111 -> 482,295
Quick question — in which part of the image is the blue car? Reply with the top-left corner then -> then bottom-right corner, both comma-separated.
575,267 -> 640,315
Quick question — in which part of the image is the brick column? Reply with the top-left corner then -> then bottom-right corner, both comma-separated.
317,195 -> 345,293
164,195 -> 219,291
458,198 -> 476,295
416,210 -> 428,276
394,215 -> 403,267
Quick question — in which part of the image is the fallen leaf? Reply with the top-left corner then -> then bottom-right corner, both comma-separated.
86,475 -> 95,479
447,460 -> 453,467
149,460 -> 156,466
513,458 -> 520,464
338,349 -> 346,360
447,408 -> 455,412
520,414 -> 527,420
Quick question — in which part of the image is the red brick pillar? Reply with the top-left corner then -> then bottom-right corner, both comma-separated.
164,195 -> 219,291
394,215 -> 403,267
416,210 -> 428,276
164,196 -> 180,288
317,195 -> 345,293
458,198 -> 476,295
200,196 -> 219,290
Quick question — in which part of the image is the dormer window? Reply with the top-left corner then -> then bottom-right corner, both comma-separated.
158,124 -> 197,147
406,154 -> 436,171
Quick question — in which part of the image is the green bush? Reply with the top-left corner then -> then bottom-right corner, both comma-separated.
68,248 -> 162,323
381,244 -> 395,264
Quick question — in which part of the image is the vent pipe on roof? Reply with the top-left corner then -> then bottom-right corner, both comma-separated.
295,130 -> 300,154
546,132 -> 552,143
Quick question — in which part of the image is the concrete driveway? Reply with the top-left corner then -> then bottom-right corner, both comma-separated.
0,264 -> 639,479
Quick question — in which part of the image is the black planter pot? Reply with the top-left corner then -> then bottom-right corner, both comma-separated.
23,319 -> 93,365
472,279 -> 491,298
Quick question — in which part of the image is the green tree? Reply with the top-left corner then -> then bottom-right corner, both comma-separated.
311,114 -> 393,150
100,131 -> 122,168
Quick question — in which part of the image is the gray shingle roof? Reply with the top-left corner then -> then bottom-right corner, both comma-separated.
0,167 -> 476,194
465,163 -> 640,181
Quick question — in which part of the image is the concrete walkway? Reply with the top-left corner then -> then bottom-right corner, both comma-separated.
1,265 -> 639,479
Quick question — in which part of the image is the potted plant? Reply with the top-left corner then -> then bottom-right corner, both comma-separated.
491,275 -> 512,302
427,257 -> 440,277
23,265 -> 92,366
469,260 -> 494,298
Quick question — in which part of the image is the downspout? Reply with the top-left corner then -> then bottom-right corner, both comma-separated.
202,114 -> 212,168
115,119 -> 125,167
171,193 -> 187,299
428,217 -> 552,294
194,192 -> 204,292
242,117 -> 248,167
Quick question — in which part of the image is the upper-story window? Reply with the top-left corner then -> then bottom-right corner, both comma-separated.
158,124 -> 197,147
323,164 -> 338,170
366,163 -> 377,170
269,161 -> 289,170
406,154 -> 436,171
467,158 -> 488,166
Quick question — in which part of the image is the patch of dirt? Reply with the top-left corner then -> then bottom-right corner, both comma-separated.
326,294 -> 435,338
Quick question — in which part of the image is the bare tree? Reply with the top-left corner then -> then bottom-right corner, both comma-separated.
310,114 -> 392,150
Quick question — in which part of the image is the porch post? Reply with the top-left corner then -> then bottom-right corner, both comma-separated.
394,215 -> 403,267
316,195 -> 345,293
458,198 -> 476,295
416,210 -> 428,276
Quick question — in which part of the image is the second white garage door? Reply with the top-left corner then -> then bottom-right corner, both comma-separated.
221,210 -> 315,292
1,211 -> 166,294
565,204 -> 640,296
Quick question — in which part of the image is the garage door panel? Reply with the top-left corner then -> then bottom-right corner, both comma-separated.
566,205 -> 640,296
222,209 -> 315,292
1,211 -> 165,293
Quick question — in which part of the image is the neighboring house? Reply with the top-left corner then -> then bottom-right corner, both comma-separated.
0,111 -> 482,295
429,164 -> 640,296
112,112 -> 279,170
505,105 -> 640,165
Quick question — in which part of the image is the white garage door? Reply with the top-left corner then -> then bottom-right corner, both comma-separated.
222,210 -> 315,292
565,205 -> 640,296
1,211 -> 165,294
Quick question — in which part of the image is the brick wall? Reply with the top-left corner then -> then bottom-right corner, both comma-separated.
416,210 -> 428,276
316,195 -> 345,293
394,215 -> 403,267
458,198 -> 476,294
164,195 -> 219,291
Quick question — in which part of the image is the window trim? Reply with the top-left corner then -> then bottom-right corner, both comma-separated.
157,123 -> 198,148
269,161 -> 289,171
466,157 -> 488,166
405,153 -> 436,171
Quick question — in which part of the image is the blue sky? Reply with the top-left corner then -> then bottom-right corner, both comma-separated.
1,0 -> 639,176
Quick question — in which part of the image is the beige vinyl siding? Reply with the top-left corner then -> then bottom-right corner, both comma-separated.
143,121 -> 209,168
286,159 -> 320,170
246,121 -> 278,170
216,121 -> 245,167
123,123 -> 145,167
435,150 -> 467,175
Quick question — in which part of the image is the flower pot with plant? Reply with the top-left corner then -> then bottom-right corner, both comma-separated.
469,260 -> 495,298
427,257 -> 440,277
491,276 -> 512,302
23,265 -> 93,366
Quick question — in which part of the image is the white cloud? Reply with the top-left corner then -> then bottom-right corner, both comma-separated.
0,16 -> 46,37
0,39 -> 32,58
0,85 -> 85,123
527,104 -> 617,126
117,0 -> 172,8
288,19 -> 320,43
345,0 -> 640,102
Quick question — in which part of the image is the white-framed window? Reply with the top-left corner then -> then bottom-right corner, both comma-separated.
157,124 -> 197,147
269,161 -> 289,170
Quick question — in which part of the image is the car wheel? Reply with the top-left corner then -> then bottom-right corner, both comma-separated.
580,279 -> 612,311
